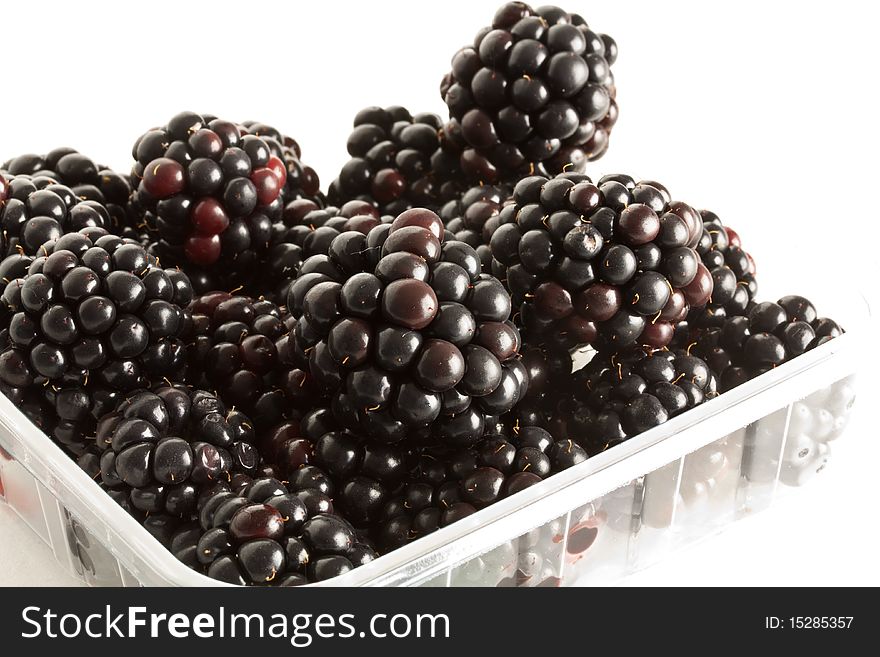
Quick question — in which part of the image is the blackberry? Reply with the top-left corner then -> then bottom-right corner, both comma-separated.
439,182 -> 513,272
259,200 -> 382,303
490,173 -> 710,351
2,149 -> 137,241
170,474 -> 375,585
328,106 -> 464,214
296,427 -> 411,530
132,111 -> 318,289
690,295 -> 842,392
186,292 -> 317,425
94,385 -> 259,520
289,208 -> 526,446
0,171 -> 116,257
375,426 -> 552,552
687,210 -> 757,328
0,228 -> 193,454
557,347 -> 718,458
440,2 -> 618,180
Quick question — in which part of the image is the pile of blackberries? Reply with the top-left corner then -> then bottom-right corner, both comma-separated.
0,1 -> 847,586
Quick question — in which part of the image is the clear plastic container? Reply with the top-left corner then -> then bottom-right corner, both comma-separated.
0,279 -> 870,587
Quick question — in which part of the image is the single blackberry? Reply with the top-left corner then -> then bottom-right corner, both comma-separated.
0,171 -> 116,257
496,341 -> 574,440
687,210 -> 757,328
375,426 -> 552,552
288,208 -> 526,446
132,111 -> 318,288
186,292 -> 318,425
558,347 -> 718,458
490,173 -> 710,351
170,474 -> 376,585
327,106 -> 463,214
0,228 -> 193,454
690,295 -> 842,392
263,422 -> 410,532
94,385 -> 259,520
2,149 -> 138,240
440,2 -> 618,180
439,182 -> 513,272
258,200 -> 382,303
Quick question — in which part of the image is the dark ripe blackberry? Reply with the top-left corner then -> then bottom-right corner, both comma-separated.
0,168 -> 117,257
289,209 -> 523,447
328,106 -> 465,214
94,385 -> 257,519
185,292 -> 315,423
690,294 -> 841,392
492,173 -> 706,350
179,471 -> 368,585
5,150 -> 146,243
258,201 -> 382,304
440,2 -> 618,177
133,113 -> 320,291
687,210 -> 758,328
0,229 -> 193,453
559,348 -> 718,457
439,182 -> 513,271
370,425 -> 552,548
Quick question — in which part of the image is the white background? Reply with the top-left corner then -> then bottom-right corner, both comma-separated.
1,0 -> 879,586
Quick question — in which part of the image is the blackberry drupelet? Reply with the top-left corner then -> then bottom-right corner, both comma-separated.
327,106 -> 463,215
689,295 -> 842,392
186,291 -> 318,424
490,172 -> 710,351
440,2 -> 618,180
687,210 -> 757,329
557,347 -> 718,459
95,386 -> 259,520
288,208 -> 526,446
0,228 -> 193,454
